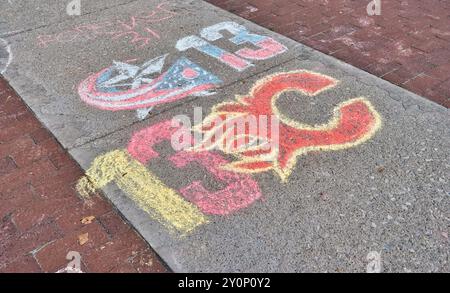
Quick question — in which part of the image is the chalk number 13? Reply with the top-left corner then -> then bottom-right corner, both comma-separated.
176,21 -> 287,71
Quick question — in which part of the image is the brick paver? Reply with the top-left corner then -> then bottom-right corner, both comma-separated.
206,0 -> 450,108
0,78 -> 168,273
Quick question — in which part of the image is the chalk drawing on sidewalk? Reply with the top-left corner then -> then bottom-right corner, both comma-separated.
200,21 -> 287,60
77,120 -> 262,234
0,38 -> 12,74
127,120 -> 262,216
77,69 -> 382,234
77,20 -> 288,118
37,2 -> 177,49
78,55 -> 222,119
177,35 -> 253,72
177,21 -> 287,71
77,149 -> 208,234
75,20 -> 289,231
191,71 -> 382,182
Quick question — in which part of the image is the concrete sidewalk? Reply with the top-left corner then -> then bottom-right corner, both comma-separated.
1,0 -> 448,272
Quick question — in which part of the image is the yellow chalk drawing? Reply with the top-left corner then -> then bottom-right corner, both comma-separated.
76,149 -> 208,234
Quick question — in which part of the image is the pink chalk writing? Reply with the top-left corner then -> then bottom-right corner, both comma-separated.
36,2 -> 176,49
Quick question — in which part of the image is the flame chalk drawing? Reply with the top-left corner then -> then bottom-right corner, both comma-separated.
77,120 -> 262,234
192,71 -> 382,182
75,16 -> 381,235
77,70 -> 382,235
0,38 -> 12,75
78,55 -> 222,119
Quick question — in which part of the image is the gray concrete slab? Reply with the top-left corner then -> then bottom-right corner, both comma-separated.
2,0 -> 449,273
2,0 -> 302,149
0,0 -> 134,35
70,55 -> 449,272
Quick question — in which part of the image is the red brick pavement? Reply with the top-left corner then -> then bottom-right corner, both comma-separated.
0,78 -> 169,273
206,0 -> 450,108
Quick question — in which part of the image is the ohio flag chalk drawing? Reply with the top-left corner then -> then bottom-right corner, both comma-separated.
78,55 -> 222,119
192,71 -> 382,181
